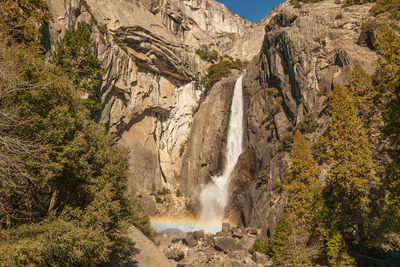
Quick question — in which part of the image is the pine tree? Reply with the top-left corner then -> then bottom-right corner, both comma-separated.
374,25 -> 400,250
54,22 -> 103,118
0,42 -> 152,265
347,65 -> 378,132
284,131 -> 321,230
0,0 -> 50,44
269,131 -> 322,264
323,85 -> 378,251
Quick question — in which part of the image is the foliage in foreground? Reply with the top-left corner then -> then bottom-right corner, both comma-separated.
0,21 -> 151,266
251,131 -> 322,265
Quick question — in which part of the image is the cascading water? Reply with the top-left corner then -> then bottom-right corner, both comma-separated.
199,75 -> 244,230
150,75 -> 244,234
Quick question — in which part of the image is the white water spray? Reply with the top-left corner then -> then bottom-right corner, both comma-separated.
199,75 -> 244,228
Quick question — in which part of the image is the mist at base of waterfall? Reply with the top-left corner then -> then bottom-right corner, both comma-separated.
199,75 -> 244,227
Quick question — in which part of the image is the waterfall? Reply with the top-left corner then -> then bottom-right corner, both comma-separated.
199,75 -> 244,229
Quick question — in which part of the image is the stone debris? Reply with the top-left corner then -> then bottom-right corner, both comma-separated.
155,226 -> 272,267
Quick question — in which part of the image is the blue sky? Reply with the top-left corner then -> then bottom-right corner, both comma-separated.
219,0 -> 285,23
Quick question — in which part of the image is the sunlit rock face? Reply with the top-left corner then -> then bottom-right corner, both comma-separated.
46,0 -> 379,238
138,0 -> 251,47
45,0 -> 255,197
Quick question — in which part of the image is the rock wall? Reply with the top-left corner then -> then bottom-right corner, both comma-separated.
46,0 -> 253,197
139,0 -> 251,48
180,75 -> 239,199
47,0 -> 380,236
237,0 -> 378,236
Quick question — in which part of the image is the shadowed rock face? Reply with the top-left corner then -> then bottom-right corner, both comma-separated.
239,0 -> 377,236
180,75 -> 239,199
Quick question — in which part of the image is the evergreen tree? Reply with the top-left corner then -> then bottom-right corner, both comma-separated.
54,22 -> 103,118
347,65 -> 378,132
0,0 -> 50,44
268,131 -> 322,264
0,42 -> 152,265
322,85 -> 378,253
284,131 -> 321,231
374,25 -> 400,250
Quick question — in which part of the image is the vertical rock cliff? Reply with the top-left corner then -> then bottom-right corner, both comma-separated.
235,0 -> 378,236
46,0 -> 380,235
45,0 -> 257,203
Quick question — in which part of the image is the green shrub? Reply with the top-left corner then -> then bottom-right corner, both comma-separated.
279,131 -> 294,151
195,49 -> 219,63
250,228 -> 259,236
179,138 -> 188,157
370,0 -> 400,20
335,14 -> 343,19
157,187 -> 170,196
205,59 -> 242,91
357,20 -> 381,49
185,201 -> 193,210
155,196 -> 164,204
176,189 -> 183,197
272,179 -> 284,192
293,2 -> 302,8
98,23 -> 107,34
257,170 -> 270,183
297,112 -> 318,134
249,239 -> 269,254
266,87 -> 279,97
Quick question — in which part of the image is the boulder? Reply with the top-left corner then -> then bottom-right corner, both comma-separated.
213,237 -> 246,253
238,235 -> 256,250
166,248 -> 185,262
252,251 -> 272,265
232,227 -> 243,238
186,250 -> 208,263
127,226 -> 174,267
222,222 -> 232,234
206,235 -> 214,247
192,230 -> 205,241
183,234 -> 198,247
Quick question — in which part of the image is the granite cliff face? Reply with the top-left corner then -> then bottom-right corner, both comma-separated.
46,0 -> 256,199
237,0 -> 377,236
47,0 -> 379,236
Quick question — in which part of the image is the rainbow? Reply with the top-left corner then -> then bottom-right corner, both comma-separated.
150,216 -> 231,234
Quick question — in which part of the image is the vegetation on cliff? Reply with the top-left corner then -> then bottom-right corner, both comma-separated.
0,3 -> 152,265
196,49 -> 247,92
54,22 -> 104,118
252,1 -> 400,265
